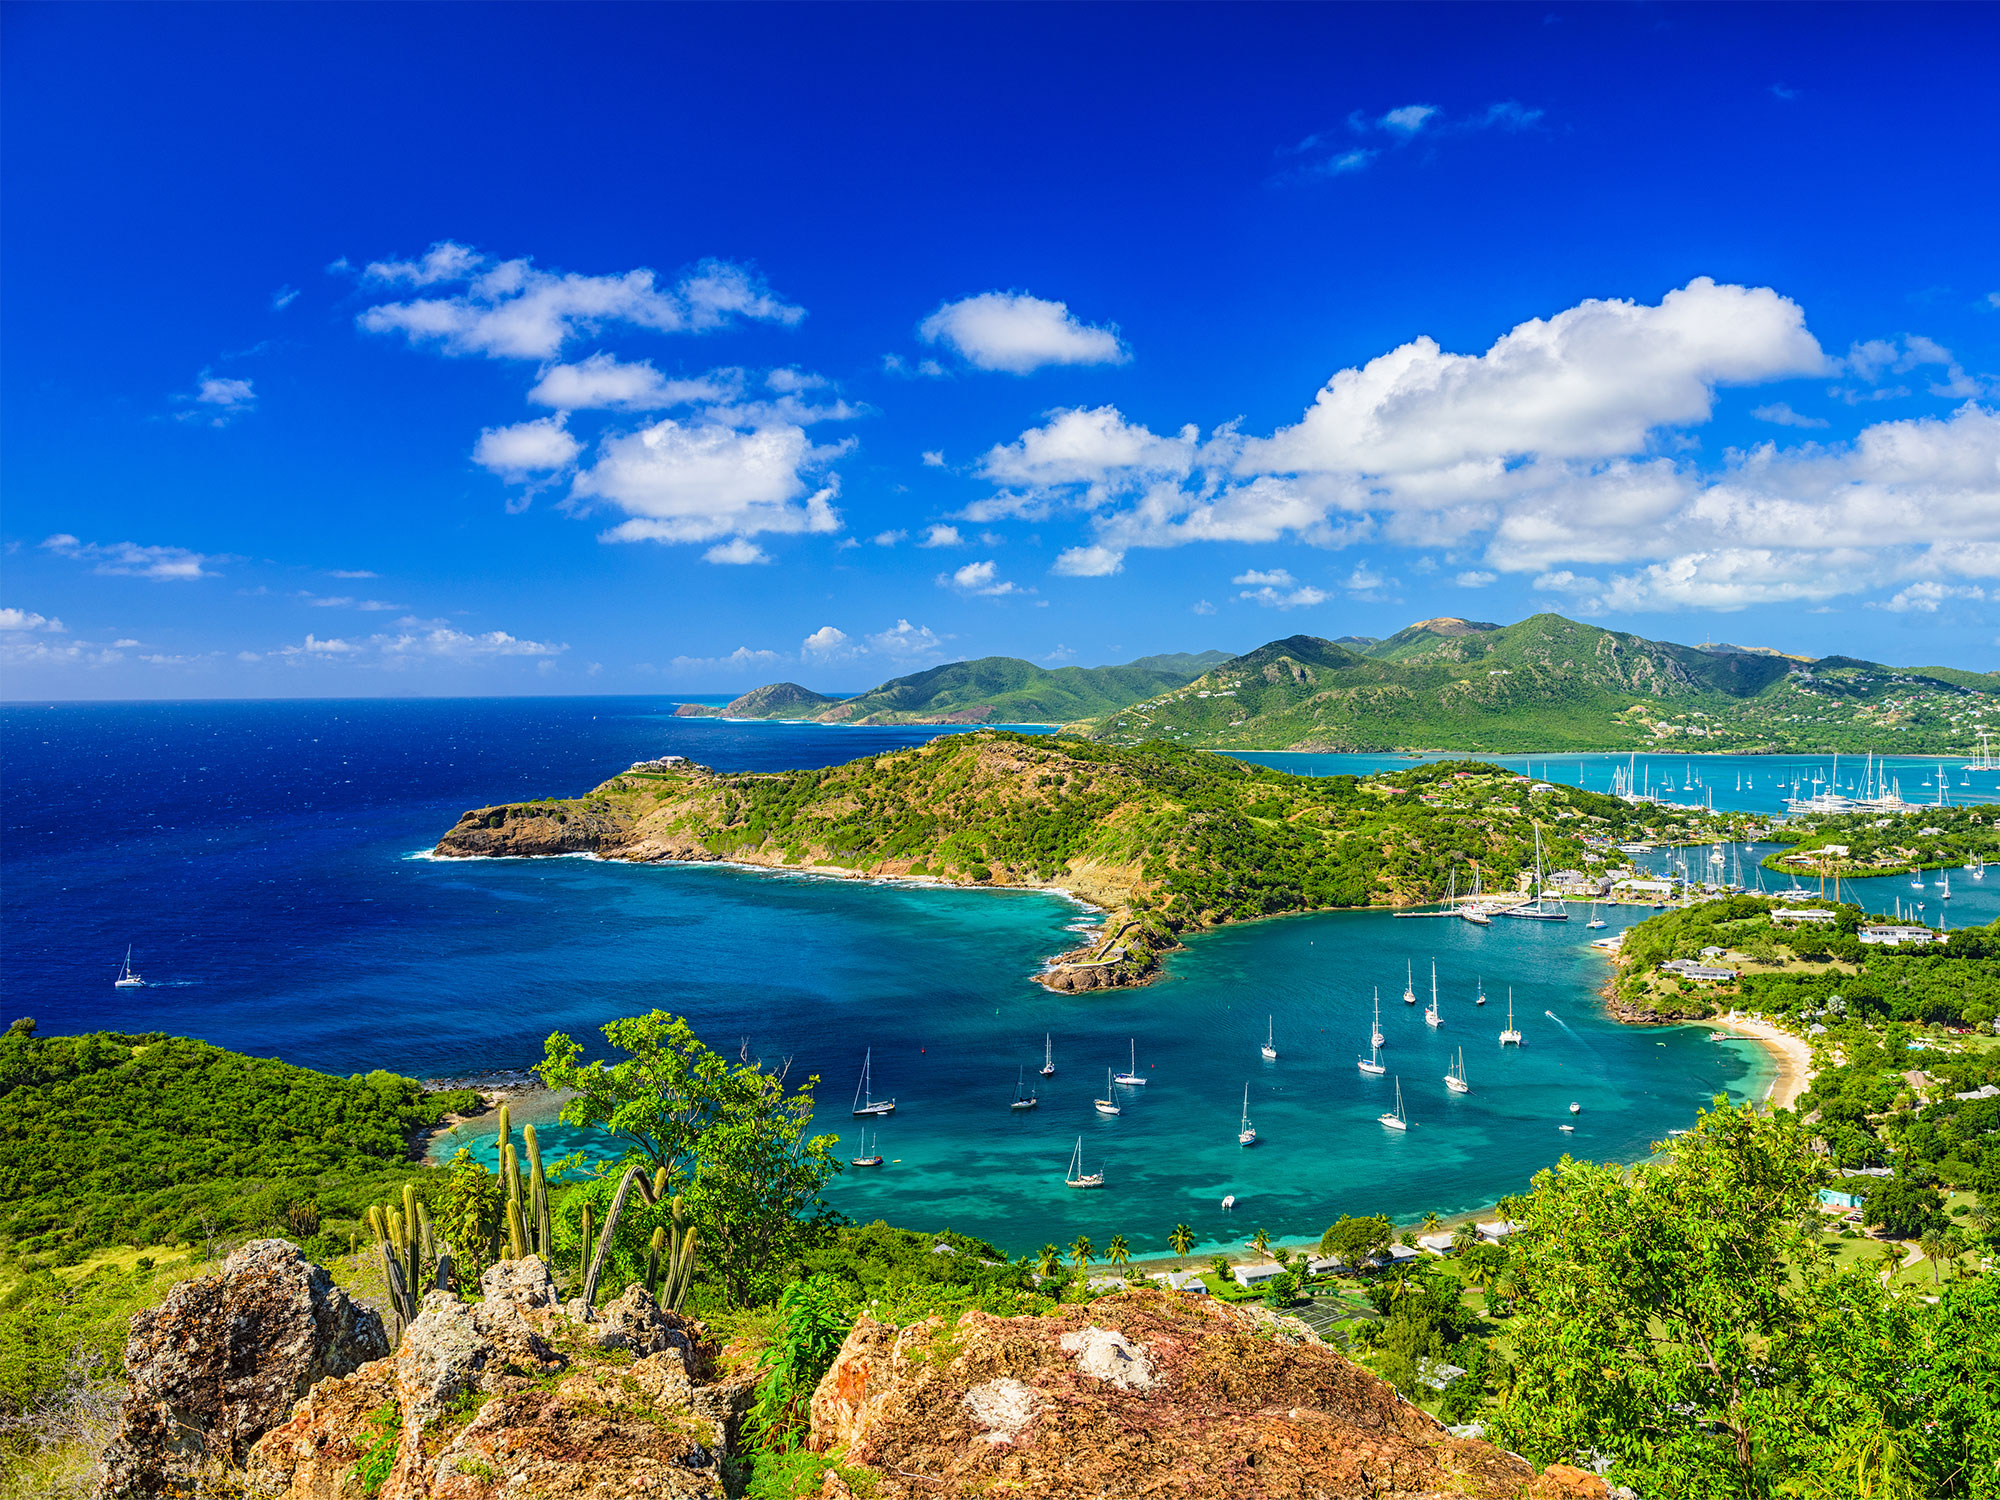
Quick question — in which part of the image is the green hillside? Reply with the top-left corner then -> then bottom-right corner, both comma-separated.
437,730 -> 1724,990
1086,614 -> 1994,753
694,652 -> 1228,726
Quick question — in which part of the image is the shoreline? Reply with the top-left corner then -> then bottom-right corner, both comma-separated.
1713,1012 -> 1815,1109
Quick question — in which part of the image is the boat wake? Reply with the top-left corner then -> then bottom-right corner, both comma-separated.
1542,1010 -> 1576,1035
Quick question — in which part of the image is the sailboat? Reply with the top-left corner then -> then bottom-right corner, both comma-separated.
1378,1077 -> 1409,1131
113,946 -> 146,989
850,1129 -> 883,1167
1011,1067 -> 1038,1110
851,1048 -> 895,1116
1064,1136 -> 1104,1189
1040,1034 -> 1055,1077
1911,870 -> 1925,890
1586,900 -> 1607,931
1094,1068 -> 1122,1115
1401,960 -> 1418,1005
1358,1039 -> 1386,1075
1474,976 -> 1487,1007
1500,824 -> 1569,920
1444,1048 -> 1470,1095
1974,853 -> 1986,881
1940,871 -> 1951,901
1424,961 -> 1444,1028
1371,988 -> 1386,1048
1238,1083 -> 1258,1146
1499,988 -> 1523,1046
1114,1039 -> 1147,1086
1261,1016 -> 1278,1061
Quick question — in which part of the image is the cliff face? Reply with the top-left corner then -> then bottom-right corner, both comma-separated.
807,1290 -> 1608,1500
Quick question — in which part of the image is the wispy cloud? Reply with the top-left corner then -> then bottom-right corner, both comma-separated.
42,534 -> 220,581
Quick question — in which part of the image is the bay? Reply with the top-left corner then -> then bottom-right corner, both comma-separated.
0,699 -> 1842,1257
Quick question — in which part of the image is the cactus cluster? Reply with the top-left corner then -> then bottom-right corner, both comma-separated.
576,1163 -> 698,1313
367,1181 -> 446,1335
495,1105 -> 554,1261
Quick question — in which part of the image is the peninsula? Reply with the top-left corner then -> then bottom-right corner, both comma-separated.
435,732 -> 1719,990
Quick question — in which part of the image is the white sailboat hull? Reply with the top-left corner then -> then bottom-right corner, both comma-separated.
1094,1101 -> 1121,1115
1445,1078 -> 1470,1094
1358,1059 -> 1385,1075
1378,1115 -> 1408,1131
852,1102 -> 895,1117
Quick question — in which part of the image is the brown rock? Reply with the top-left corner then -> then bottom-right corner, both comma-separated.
806,1289 -> 1605,1499
100,1239 -> 387,1500
248,1259 -> 732,1500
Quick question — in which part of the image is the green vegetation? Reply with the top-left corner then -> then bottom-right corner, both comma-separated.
1088,613 -> 1995,752
1491,1102 -> 2000,1499
466,734 -> 1726,990
1764,801 -> 2000,879
0,1022 -> 478,1261
1608,890 -> 2000,1024
682,650 -> 1234,726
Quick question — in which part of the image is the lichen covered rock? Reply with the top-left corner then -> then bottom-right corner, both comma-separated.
247,1258 -> 727,1500
100,1238 -> 387,1500
807,1289 -> 1608,1500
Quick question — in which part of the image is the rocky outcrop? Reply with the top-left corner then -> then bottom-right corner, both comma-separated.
807,1290 -> 1608,1500
100,1239 -> 388,1500
247,1257 -> 732,1500
434,800 -> 637,858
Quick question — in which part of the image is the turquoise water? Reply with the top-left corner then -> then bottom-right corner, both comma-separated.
423,857 -> 1765,1257
3,701 -> 1834,1259
1239,750 -> 2000,817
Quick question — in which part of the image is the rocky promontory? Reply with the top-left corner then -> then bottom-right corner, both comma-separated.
101,1246 -> 1608,1500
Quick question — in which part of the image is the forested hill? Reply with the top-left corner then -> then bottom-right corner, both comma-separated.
675,650 -> 1234,726
1085,613 -> 1992,753
436,732 -> 1719,988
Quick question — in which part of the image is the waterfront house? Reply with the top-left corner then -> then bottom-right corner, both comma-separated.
1859,925 -> 1937,946
1475,1220 -> 1519,1243
1416,1231 -> 1458,1257
1772,907 -> 1837,925
1231,1262 -> 1285,1288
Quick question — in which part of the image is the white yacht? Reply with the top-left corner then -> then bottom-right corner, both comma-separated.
113,946 -> 146,989
1423,961 -> 1444,1028
851,1048 -> 896,1117
1237,1083 -> 1257,1146
1499,988 -> 1523,1046
1260,1016 -> 1278,1061
1401,960 -> 1418,1005
1064,1136 -> 1104,1189
850,1129 -> 883,1167
1358,1041 -> 1386,1076
1094,1069 -> 1122,1115
1444,1048 -> 1470,1094
1114,1039 -> 1147,1086
1040,1033 -> 1055,1077
1371,988 -> 1385,1049
1379,1077 -> 1409,1131
1010,1067 -> 1038,1110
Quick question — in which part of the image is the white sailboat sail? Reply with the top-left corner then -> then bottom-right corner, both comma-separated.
1379,1077 -> 1409,1131
1261,1016 -> 1277,1061
1065,1135 -> 1104,1189
1238,1082 -> 1257,1145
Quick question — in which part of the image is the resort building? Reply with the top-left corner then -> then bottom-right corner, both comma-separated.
1858,925 -> 1938,946
1660,958 -> 1740,981
1231,1262 -> 1286,1288
1772,907 -> 1837,925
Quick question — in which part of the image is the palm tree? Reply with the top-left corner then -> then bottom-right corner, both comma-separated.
1875,1246 -> 1903,1285
1250,1227 -> 1272,1259
1422,1212 -> 1443,1234
1451,1222 -> 1481,1255
1169,1223 -> 1194,1266
1070,1234 -> 1094,1273
1106,1234 -> 1131,1271
1035,1243 -> 1061,1279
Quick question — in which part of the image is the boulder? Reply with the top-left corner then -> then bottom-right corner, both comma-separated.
807,1289 -> 1609,1500
248,1258 -> 729,1500
99,1239 -> 387,1500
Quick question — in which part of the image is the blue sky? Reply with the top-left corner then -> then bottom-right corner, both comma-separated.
4,2 -> 1998,699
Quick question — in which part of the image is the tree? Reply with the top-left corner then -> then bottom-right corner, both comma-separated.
1250,1227 -> 1272,1259
1422,1212 -> 1443,1234
1919,1229 -> 1949,1284
1451,1222 -> 1481,1255
1319,1214 -> 1394,1268
434,1148 -> 504,1289
1866,1175 -> 1946,1240
1259,1268 -> 1299,1309
1169,1223 -> 1194,1265
1070,1234 -> 1093,1273
1035,1243 -> 1061,1279
539,1011 -> 841,1306
1490,1101 -> 1851,1496
1105,1234 -> 1130,1271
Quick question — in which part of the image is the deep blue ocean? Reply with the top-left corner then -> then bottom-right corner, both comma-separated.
7,698 -> 1993,1256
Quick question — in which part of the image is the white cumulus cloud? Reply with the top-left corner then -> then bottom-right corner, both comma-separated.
527,354 -> 741,411
703,539 -> 771,565
0,608 -> 65,632
919,292 -> 1128,374
472,415 -> 581,477
358,243 -> 803,360
575,418 -> 846,546
918,524 -> 964,548
802,625 -> 849,656
941,559 -> 1021,596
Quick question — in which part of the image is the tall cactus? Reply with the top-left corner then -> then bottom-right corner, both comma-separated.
644,1193 -> 698,1313
577,1204 -> 593,1299
369,1193 -> 426,1335
523,1124 -> 551,1259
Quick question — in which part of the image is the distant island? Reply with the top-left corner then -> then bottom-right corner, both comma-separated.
435,733 -> 1724,991
687,612 -> 1995,754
